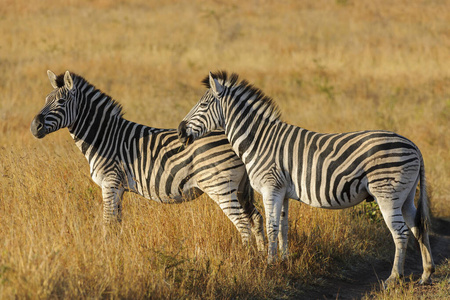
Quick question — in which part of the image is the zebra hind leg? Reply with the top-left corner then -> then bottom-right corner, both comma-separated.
401,183 -> 435,285
201,177 -> 255,248
250,208 -> 266,252
375,194 -> 410,287
215,194 -> 253,246
237,174 -> 266,252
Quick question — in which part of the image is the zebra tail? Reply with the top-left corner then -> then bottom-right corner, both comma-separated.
237,170 -> 256,226
415,154 -> 431,240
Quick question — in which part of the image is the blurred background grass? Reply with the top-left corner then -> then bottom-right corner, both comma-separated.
0,0 -> 449,298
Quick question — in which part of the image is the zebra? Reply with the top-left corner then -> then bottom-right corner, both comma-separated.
30,70 -> 265,251
177,71 -> 435,285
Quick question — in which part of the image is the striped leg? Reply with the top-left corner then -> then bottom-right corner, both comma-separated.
278,198 -> 289,259
373,180 -> 413,286
415,228 -> 435,284
402,184 -> 435,284
101,179 -> 124,225
236,175 -> 266,251
378,200 -> 409,286
261,186 -> 286,263
368,168 -> 420,286
250,207 -> 266,252
373,170 -> 435,287
208,192 -> 253,247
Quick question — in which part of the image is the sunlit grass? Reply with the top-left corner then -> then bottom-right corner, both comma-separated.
1,0 -> 449,298
363,259 -> 450,300
0,145 -> 389,298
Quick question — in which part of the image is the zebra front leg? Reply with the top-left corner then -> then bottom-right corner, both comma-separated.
278,198 -> 289,260
101,180 -> 125,236
261,187 -> 286,264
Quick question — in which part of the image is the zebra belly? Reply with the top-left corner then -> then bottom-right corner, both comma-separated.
316,189 -> 370,209
135,176 -> 203,204
129,181 -> 203,204
291,189 -> 371,209
287,176 -> 371,209
145,187 -> 203,204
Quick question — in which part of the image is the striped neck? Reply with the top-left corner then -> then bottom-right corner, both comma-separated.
207,72 -> 281,149
219,84 -> 282,161
68,76 -> 125,156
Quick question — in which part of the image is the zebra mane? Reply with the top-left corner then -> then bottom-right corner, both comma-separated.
203,71 -> 282,121
56,72 -> 124,118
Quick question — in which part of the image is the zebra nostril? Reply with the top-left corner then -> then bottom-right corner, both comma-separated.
30,114 -> 46,138
178,121 -> 187,135
178,121 -> 189,145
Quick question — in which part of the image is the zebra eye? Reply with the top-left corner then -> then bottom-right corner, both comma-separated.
57,99 -> 66,105
200,101 -> 208,108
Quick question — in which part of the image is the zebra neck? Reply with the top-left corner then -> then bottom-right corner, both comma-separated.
221,87 -> 282,160
68,96 -> 125,159
225,111 -> 281,163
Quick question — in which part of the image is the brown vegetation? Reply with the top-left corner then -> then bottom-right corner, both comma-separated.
0,0 -> 448,298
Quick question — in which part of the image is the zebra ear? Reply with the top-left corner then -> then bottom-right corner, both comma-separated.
64,71 -> 74,90
47,70 -> 58,89
209,72 -> 223,98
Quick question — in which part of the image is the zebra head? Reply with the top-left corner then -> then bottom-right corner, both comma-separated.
178,72 -> 225,146
31,70 -> 77,139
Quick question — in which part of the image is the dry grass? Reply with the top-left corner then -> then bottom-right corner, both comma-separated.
0,0 -> 449,298
363,259 -> 450,300
0,144 -> 389,298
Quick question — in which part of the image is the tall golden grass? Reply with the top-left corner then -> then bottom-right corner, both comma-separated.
1,0 -> 449,298
1,142 -> 391,298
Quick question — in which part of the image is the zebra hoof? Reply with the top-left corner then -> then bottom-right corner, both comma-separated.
382,275 -> 402,289
280,251 -> 290,262
267,255 -> 277,265
419,277 -> 433,285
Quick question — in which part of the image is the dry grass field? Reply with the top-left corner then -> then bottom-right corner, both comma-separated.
0,0 -> 449,298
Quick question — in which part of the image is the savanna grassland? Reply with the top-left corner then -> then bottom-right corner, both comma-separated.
0,0 -> 449,299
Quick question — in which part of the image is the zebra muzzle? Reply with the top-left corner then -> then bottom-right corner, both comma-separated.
30,114 -> 46,139
177,121 -> 193,147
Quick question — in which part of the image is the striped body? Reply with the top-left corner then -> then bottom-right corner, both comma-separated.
244,126 -> 420,209
30,71 -> 265,250
178,71 -> 435,285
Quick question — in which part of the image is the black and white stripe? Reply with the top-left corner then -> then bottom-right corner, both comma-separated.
178,71 -> 435,285
30,70 -> 265,250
